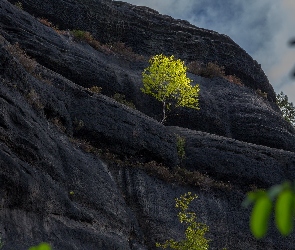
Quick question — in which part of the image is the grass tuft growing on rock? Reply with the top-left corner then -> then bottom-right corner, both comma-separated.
113,93 -> 136,109
87,86 -> 102,94
14,1 -> 23,10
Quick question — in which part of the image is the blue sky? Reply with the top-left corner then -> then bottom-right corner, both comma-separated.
125,0 -> 295,103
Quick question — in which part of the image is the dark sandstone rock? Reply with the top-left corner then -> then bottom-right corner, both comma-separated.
0,33 -> 177,249
7,0 -> 275,101
165,75 -> 295,152
2,0 -> 295,152
168,126 -> 295,189
0,0 -> 295,249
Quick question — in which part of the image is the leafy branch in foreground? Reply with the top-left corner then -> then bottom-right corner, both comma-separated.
243,181 -> 295,238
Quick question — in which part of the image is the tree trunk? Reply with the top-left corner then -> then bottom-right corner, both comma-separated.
161,101 -> 167,124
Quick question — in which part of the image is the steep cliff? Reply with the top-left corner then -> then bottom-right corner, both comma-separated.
1,0 -> 295,249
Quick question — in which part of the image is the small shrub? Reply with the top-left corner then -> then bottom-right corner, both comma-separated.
6,43 -> 37,73
223,74 -> 243,86
71,30 -> 93,43
70,30 -> 103,50
88,86 -> 102,94
27,89 -> 44,110
256,89 -> 267,99
188,61 -> 244,86
50,117 -> 66,132
188,61 -> 225,78
37,18 -> 53,28
14,1 -> 23,9
113,93 -> 136,109
99,44 -> 113,54
176,135 -> 186,161
111,42 -> 145,61
73,118 -> 84,131
37,18 -> 60,33
187,61 -> 203,75
156,192 -> 210,250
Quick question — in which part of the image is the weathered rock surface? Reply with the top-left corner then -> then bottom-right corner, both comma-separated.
166,75 -> 295,152
3,0 -> 295,152
7,0 -> 274,101
0,0 -> 295,249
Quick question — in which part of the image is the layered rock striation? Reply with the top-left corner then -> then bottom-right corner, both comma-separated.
0,0 -> 295,249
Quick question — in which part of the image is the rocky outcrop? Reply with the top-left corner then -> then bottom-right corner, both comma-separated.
1,0 -> 295,249
3,0 -> 295,152
165,75 -> 295,152
8,0 -> 275,101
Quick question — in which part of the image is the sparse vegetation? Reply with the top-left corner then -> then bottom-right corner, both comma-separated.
50,117 -> 66,132
70,29 -> 102,50
0,234 -> 4,249
5,43 -> 55,86
113,93 -> 136,109
187,61 -> 243,85
156,192 -> 210,250
69,138 -> 231,190
142,54 -> 200,123
188,61 -> 225,78
223,74 -> 243,86
73,118 -> 84,131
6,42 -> 37,73
276,91 -> 295,125
14,1 -> 23,10
176,135 -> 186,161
88,86 -> 102,94
256,89 -> 268,99
27,89 -> 44,110
110,42 -> 145,61
71,29 -> 94,42
37,18 -> 61,34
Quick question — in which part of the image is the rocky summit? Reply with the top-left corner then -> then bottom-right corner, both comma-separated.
0,0 -> 295,249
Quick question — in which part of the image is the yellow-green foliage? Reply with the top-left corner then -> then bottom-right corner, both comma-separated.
176,135 -> 186,161
142,54 -> 200,123
28,242 -> 51,250
15,1 -> 23,9
156,192 -> 209,250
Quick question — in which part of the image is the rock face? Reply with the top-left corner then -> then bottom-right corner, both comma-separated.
0,0 -> 295,249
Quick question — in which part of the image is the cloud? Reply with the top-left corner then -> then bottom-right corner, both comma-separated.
125,0 -> 295,101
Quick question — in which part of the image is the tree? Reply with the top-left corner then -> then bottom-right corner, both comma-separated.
276,91 -> 295,126
156,192 -> 210,250
141,54 -> 200,123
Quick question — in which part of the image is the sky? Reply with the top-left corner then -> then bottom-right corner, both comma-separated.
124,0 -> 295,103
